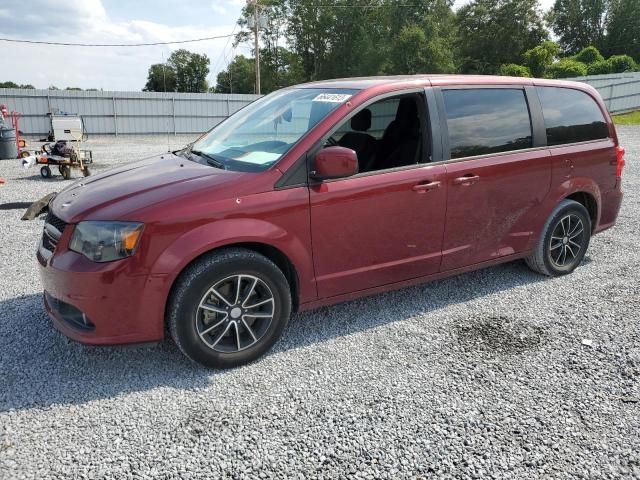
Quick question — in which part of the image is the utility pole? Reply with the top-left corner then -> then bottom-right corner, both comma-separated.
253,0 -> 261,95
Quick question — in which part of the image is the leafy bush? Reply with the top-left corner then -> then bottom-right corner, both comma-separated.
523,41 -> 560,77
573,46 -> 605,65
546,59 -> 588,78
587,60 -> 613,75
607,55 -> 638,73
499,64 -> 532,77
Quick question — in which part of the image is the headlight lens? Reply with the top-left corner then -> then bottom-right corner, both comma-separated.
69,221 -> 144,262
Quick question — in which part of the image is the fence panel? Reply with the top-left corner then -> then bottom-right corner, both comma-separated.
0,88 -> 261,136
568,72 -> 640,114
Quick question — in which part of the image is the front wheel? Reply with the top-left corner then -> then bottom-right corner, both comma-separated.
40,166 -> 52,178
168,248 -> 292,368
526,199 -> 591,276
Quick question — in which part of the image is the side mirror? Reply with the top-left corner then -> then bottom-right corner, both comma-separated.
311,146 -> 358,181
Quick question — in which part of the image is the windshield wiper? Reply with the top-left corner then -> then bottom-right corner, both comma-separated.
190,149 -> 226,169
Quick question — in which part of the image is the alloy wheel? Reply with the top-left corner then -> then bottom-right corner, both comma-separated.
548,214 -> 585,268
195,274 -> 275,353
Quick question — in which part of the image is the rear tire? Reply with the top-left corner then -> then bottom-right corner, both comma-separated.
526,199 -> 591,276
61,165 -> 71,180
168,248 -> 292,369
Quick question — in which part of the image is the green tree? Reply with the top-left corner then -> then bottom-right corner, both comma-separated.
499,64 -> 532,77
0,81 -> 34,89
168,49 -> 210,93
522,41 -> 561,77
547,0 -> 608,55
607,55 -> 638,73
214,55 -> 256,94
456,0 -> 548,74
573,45 -> 604,64
606,0 -> 640,62
143,63 -> 176,92
546,58 -> 588,78
587,59 -> 612,74
387,24 -> 455,74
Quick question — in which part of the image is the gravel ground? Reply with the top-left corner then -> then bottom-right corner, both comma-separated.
0,130 -> 639,479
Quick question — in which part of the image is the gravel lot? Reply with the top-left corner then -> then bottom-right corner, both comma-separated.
0,130 -> 639,479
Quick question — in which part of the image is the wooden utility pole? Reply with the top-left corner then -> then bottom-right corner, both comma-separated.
253,0 -> 261,95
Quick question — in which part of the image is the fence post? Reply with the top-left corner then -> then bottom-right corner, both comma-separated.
112,96 -> 118,136
172,96 -> 176,135
608,84 -> 615,111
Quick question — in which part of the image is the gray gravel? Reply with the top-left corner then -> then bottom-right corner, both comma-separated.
1,130 -> 639,479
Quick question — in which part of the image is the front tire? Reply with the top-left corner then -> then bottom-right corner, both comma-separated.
168,248 -> 292,368
526,199 -> 591,276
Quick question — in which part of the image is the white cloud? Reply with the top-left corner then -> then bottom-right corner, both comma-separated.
1,0 -> 240,91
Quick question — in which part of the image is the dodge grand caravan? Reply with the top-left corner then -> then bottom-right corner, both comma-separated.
38,75 -> 625,368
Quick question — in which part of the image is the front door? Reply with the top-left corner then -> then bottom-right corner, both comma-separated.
308,91 -> 447,298
309,165 -> 447,298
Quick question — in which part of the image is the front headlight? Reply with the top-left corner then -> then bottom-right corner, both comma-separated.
69,221 -> 144,262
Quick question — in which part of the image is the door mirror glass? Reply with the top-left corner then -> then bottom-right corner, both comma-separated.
312,146 -> 359,180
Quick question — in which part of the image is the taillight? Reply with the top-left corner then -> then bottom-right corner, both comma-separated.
616,146 -> 625,178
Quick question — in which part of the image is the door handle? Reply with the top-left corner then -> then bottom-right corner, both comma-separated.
412,180 -> 441,192
452,174 -> 480,186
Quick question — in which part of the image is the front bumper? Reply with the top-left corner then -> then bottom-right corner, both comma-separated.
38,235 -> 168,345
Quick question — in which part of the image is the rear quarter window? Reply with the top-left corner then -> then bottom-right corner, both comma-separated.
537,86 -> 609,146
442,89 -> 533,159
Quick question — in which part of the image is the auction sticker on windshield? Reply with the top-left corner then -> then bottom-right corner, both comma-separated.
313,93 -> 352,103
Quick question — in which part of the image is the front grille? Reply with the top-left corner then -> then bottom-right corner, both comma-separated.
41,212 -> 67,254
45,212 -> 67,233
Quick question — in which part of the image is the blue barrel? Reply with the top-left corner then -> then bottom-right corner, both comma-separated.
0,126 -> 17,159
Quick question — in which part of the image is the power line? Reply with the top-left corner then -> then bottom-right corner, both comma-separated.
0,34 -> 235,47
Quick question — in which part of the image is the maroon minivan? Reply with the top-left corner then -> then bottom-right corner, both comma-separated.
38,75 -> 625,368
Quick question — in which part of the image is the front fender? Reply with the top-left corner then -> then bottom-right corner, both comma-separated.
150,217 -> 317,306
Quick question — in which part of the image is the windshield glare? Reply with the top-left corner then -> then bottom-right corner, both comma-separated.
190,88 -> 357,172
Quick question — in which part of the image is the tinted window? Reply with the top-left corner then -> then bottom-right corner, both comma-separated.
443,89 -> 532,159
537,87 -> 609,146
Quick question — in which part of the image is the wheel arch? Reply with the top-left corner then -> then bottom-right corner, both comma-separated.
565,191 -> 598,232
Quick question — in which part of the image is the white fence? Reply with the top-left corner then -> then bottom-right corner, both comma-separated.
568,72 -> 640,114
0,89 -> 261,136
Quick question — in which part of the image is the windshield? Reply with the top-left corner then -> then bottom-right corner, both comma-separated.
188,87 -> 358,172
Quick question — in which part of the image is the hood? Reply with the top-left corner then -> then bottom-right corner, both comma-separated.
51,153 -> 243,222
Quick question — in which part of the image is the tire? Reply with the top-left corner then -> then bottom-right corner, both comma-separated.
40,166 -> 52,178
82,166 -> 91,177
526,199 -> 591,276
61,165 -> 71,180
168,248 -> 292,369
20,150 -> 30,158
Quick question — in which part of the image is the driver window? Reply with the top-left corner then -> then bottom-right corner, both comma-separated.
326,93 -> 428,173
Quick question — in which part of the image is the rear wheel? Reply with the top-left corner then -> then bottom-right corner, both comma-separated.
168,248 -> 292,368
526,199 -> 591,276
61,165 -> 71,180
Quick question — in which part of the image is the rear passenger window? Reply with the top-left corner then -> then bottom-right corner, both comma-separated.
443,89 -> 532,159
537,87 -> 609,146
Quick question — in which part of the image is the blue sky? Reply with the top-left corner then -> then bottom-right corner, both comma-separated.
1,0 -> 555,91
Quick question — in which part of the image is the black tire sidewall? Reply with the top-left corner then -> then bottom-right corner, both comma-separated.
40,166 -> 51,178
541,202 -> 591,276
171,252 -> 291,369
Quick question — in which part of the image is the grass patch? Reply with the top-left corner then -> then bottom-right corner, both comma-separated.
613,111 -> 640,125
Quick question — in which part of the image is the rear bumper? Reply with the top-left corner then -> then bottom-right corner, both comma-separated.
38,247 -> 167,345
595,185 -> 623,234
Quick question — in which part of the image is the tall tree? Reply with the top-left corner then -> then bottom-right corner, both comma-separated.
168,49 -> 210,93
456,0 -> 548,74
547,0 -> 608,55
143,63 -> 176,92
605,0 -> 640,62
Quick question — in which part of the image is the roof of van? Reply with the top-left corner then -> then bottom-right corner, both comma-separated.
298,75 -> 590,91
